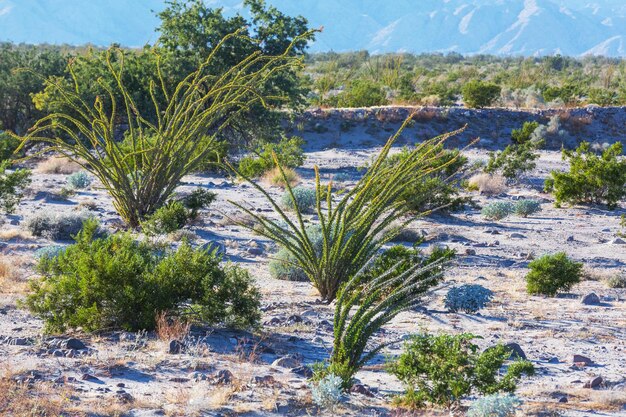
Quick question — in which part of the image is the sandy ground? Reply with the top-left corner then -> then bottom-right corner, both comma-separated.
0,146 -> 625,417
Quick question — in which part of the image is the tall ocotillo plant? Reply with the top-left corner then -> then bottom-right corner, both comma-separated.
16,30 -> 313,227
229,117 -> 466,301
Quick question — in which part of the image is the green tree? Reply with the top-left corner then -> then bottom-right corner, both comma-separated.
337,79 -> 388,108
462,80 -> 501,108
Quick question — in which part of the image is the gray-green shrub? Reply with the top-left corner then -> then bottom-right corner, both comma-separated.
25,219 -> 260,332
444,284 -> 494,313
513,199 -> 541,217
281,187 -> 316,212
482,201 -> 513,220
526,252 -> 583,296
468,394 -> 522,417
141,201 -> 189,235
66,171 -> 92,189
26,211 -> 90,240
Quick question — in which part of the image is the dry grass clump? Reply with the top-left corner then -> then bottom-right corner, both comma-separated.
262,166 -> 300,188
35,156 -> 82,174
0,255 -> 31,294
155,312 -> 191,342
0,229 -> 34,242
468,173 -> 507,195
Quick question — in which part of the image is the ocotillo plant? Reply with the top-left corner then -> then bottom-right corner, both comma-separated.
16,30 -> 312,227
229,117 -> 466,301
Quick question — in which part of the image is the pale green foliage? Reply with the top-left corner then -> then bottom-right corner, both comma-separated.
229,118 -> 465,301
310,373 -> 343,411
468,394 -> 523,417
445,284 -> 494,313
281,187 -> 316,212
482,201 -> 513,220
513,199 -> 541,217
66,171 -> 92,189
18,31 -> 311,227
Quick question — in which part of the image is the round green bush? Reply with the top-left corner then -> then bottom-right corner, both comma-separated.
525,252 -> 583,296
67,171 -> 92,189
281,187 -> 316,212
269,248 -> 309,282
141,200 -> 189,235
444,284 -> 493,313
25,219 -> 260,332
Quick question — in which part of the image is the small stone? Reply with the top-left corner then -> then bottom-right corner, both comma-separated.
52,349 -> 64,357
6,337 -> 30,346
583,376 -> 603,388
247,246 -> 263,256
509,233 -> 526,239
581,293 -> 601,306
272,356 -> 300,369
287,315 -> 303,323
64,338 -> 87,350
254,375 -> 276,386
350,384 -> 374,397
572,354 -> 593,365
566,236 -> 575,242
558,396 -> 568,403
169,377 -> 190,383
168,340 -> 183,354
214,370 -> 234,385
610,238 -> 626,245
311,336 -> 324,344
465,248 -> 476,256
505,343 -> 527,360
81,373 -> 99,382
548,357 -> 560,364
116,392 -> 134,403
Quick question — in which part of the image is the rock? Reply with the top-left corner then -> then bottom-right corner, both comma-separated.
572,354 -> 593,365
214,370 -> 234,385
505,343 -> 527,360
168,340 -> 183,354
509,233 -> 526,239
548,357 -> 560,364
484,229 -> 500,235
566,235 -> 575,242
465,248 -> 476,256
116,392 -> 134,403
300,309 -> 318,318
5,337 -> 30,346
558,396 -> 568,403
583,376 -> 603,388
581,293 -> 601,306
350,384 -> 375,397
64,338 -> 87,350
169,377 -> 190,383
291,366 -> 313,378
610,238 -> 626,245
272,356 -> 301,369
312,336 -> 324,344
188,372 -> 207,382
287,314 -> 303,324
247,246 -> 264,256
81,373 -> 100,382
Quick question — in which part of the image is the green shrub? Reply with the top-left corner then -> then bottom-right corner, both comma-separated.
526,252 -> 583,296
181,188 -> 216,219
66,171 -> 92,189
281,187 -> 316,212
25,211 -> 90,240
468,394 -> 522,417
141,201 -> 189,235
511,121 -> 539,145
445,284 -> 494,313
0,160 -> 31,213
390,333 -> 534,409
337,79 -> 388,108
0,132 -> 22,161
268,248 -> 309,282
544,142 -> 626,209
481,201 -> 513,220
237,136 -> 305,178
513,199 -> 542,217
25,219 -> 260,332
462,80 -> 501,108
485,122 -> 543,180
384,144 -> 471,213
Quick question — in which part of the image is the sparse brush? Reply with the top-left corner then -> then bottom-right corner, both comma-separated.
229,117 -> 466,301
468,394 -> 522,417
468,173 -> 506,196
155,312 -> 191,341
35,156 -> 82,174
263,166 -> 300,188
604,274 -> 626,289
25,211 -> 91,240
310,373 -> 343,411
482,201 -> 513,221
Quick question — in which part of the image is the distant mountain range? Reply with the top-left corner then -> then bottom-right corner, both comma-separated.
3,0 -> 626,56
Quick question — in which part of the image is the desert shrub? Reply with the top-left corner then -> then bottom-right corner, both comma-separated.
462,80 -> 501,108
263,166 -> 300,188
269,248 -> 309,282
181,188 -> 216,219
390,333 -> 534,409
337,79 -> 388,108
25,211 -> 90,240
510,121 -> 539,145
468,173 -> 506,195
604,274 -> 626,289
281,187 -> 316,212
544,142 -> 626,209
0,160 -> 31,213
384,144 -> 471,213
445,284 -> 494,313
34,245 -> 66,261
468,394 -> 522,417
526,252 -> 583,296
513,199 -> 542,217
0,132 -> 22,161
229,118 -> 465,301
141,201 -> 189,235
482,201 -> 513,220
25,220 -> 260,332
34,156 -> 82,174
238,136 -> 306,178
310,373 -> 343,411
66,171 -> 92,189
485,122 -> 543,180
19,34 -> 309,227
